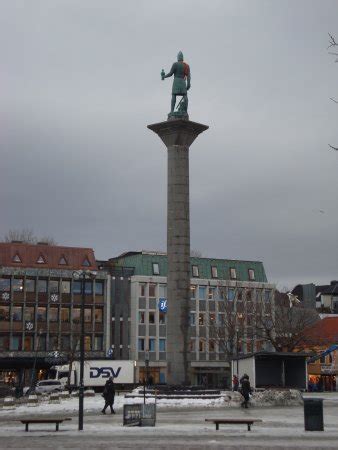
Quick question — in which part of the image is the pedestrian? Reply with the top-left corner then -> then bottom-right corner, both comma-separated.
232,375 -> 239,392
101,376 -> 115,414
239,374 -> 252,409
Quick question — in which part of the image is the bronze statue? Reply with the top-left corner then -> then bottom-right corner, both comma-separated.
161,51 -> 191,118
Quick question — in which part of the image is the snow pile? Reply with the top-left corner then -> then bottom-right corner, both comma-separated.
251,389 -> 303,407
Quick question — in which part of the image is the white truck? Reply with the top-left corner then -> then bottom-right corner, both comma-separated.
50,360 -> 136,390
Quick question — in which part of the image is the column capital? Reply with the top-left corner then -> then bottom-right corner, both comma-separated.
147,119 -> 208,148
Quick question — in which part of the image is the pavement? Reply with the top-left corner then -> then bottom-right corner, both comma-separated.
0,395 -> 338,449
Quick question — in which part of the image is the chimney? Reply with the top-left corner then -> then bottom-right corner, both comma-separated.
37,242 -> 49,246
11,240 -> 23,244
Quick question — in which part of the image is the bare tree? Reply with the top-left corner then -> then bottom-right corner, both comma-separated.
190,249 -> 203,258
2,229 -> 57,245
327,33 -> 338,150
254,291 -> 319,352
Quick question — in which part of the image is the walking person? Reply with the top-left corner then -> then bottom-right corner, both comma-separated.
101,377 -> 115,414
232,375 -> 239,392
239,374 -> 252,409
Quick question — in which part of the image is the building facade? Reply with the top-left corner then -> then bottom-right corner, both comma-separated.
106,251 -> 275,387
0,242 -> 109,387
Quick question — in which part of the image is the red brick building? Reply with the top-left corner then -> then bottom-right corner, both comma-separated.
0,242 -> 108,387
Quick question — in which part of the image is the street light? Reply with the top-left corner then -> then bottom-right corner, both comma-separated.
73,269 -> 97,431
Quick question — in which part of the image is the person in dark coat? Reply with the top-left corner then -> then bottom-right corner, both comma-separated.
232,375 -> 239,392
239,374 -> 252,408
101,377 -> 115,414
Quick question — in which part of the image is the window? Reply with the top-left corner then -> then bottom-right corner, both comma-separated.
192,265 -> 199,277
152,263 -> 160,275
237,289 -> 243,301
12,306 -> 22,321
149,338 -> 156,351
84,308 -> 92,323
59,255 -> 68,265
49,307 -> 58,322
198,313 -> 205,326
189,339 -> 196,352
24,306 -> 34,321
139,283 -> 146,297
230,268 -> 237,280
94,335 -> 103,351
138,338 -> 145,351
159,312 -> 166,324
199,339 -> 205,352
228,288 -> 235,301
61,307 -> 70,323
159,284 -> 167,298
61,280 -> 71,294
49,280 -> 59,293
36,254 -> 46,264
73,281 -> 82,294
84,336 -> 91,351
61,335 -> 70,351
26,279 -> 35,293
246,290 -> 252,301
149,283 -> 156,298
95,281 -> 104,295
159,339 -> 166,352
37,307 -> 46,321
264,290 -> 271,302
37,335 -> 46,351
218,313 -> 225,325
138,312 -> 145,323
189,312 -> 196,326
208,287 -> 216,299
84,281 -> 92,295
13,278 -> 24,292
248,269 -> 255,281
94,308 -> 103,323
12,253 -> 22,263
11,335 -> 22,350
211,266 -> 218,278
23,337 -> 33,351
209,340 -> 215,352
82,257 -> 91,267
73,308 -> 81,323
38,279 -> 47,293
190,285 -> 196,299
198,286 -> 206,299
149,312 -> 155,324
0,306 -> 10,321
0,336 -> 10,351
209,313 -> 216,325
0,278 -> 10,291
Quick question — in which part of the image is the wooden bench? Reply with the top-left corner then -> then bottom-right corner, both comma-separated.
20,417 -> 72,432
205,418 -> 262,431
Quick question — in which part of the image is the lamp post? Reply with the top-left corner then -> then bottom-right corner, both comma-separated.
73,269 -> 97,431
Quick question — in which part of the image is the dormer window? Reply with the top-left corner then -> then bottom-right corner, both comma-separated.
248,269 -> 255,281
230,268 -> 237,280
59,255 -> 68,265
82,257 -> 91,267
12,253 -> 22,263
211,266 -> 218,278
36,254 -> 46,264
192,265 -> 199,277
152,263 -> 160,275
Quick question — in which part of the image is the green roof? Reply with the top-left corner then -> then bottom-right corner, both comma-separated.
112,251 -> 268,282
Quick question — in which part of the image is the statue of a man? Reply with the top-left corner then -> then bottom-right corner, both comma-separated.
161,51 -> 191,116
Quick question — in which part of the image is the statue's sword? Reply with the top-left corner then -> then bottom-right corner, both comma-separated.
175,96 -> 184,111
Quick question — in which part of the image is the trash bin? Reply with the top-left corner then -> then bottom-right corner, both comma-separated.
304,398 -> 324,431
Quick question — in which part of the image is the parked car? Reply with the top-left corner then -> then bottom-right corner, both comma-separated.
34,380 -> 63,394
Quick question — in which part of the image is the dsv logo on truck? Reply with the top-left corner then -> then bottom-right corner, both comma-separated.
89,367 -> 121,378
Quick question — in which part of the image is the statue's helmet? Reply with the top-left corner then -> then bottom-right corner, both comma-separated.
177,51 -> 184,61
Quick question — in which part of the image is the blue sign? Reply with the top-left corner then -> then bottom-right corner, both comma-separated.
158,298 -> 167,312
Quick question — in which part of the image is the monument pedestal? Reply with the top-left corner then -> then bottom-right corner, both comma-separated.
148,119 -> 208,385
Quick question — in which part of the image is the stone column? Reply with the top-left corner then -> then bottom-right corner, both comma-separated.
148,119 -> 208,385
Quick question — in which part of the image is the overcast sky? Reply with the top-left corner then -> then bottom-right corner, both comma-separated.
1,0 -> 338,288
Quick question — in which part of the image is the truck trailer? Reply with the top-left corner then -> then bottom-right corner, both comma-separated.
50,360 -> 136,390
